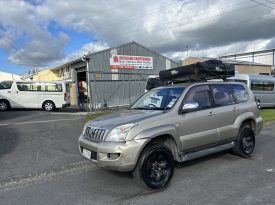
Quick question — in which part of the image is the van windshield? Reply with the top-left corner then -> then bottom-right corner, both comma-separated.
0,81 -> 13,90
131,87 -> 185,110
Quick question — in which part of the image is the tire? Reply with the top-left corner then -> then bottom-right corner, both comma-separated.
43,101 -> 55,111
133,143 -> 174,190
0,100 -> 10,111
232,123 -> 255,156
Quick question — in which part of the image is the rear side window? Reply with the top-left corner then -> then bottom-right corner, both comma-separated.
211,84 -> 234,106
17,82 -> 63,92
231,84 -> 249,103
251,80 -> 274,91
0,81 -> 13,90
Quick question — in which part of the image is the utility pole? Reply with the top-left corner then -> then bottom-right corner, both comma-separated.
186,45 -> 189,57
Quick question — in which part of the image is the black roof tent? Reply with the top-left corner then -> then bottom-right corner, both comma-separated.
159,60 -> 235,83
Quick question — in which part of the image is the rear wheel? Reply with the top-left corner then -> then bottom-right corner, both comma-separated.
43,101 -> 55,111
232,123 -> 255,156
133,143 -> 174,190
0,100 -> 10,111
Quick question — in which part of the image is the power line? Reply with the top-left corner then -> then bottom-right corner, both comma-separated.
265,0 -> 275,4
250,0 -> 275,9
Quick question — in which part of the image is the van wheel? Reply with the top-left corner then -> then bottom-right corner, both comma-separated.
232,123 -> 255,156
0,100 -> 10,111
133,143 -> 174,190
43,101 -> 55,111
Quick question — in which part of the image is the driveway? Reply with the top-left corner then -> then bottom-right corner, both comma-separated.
0,110 -> 275,205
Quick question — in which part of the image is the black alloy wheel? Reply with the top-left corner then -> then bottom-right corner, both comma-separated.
133,143 -> 174,190
240,126 -> 255,155
232,123 -> 255,156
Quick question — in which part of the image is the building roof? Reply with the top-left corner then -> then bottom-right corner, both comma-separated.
50,41 -> 178,71
0,71 -> 21,80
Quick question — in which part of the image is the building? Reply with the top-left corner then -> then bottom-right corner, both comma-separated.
28,41 -> 178,108
220,49 -> 275,69
0,71 -> 21,80
182,57 -> 272,75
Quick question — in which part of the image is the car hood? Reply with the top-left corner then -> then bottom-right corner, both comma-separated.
87,109 -> 163,129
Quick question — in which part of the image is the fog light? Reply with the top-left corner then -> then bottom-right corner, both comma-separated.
108,153 -> 120,160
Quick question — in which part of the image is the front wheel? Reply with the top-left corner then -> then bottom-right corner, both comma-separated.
0,100 -> 10,111
43,101 -> 55,111
133,143 -> 174,190
232,123 -> 255,156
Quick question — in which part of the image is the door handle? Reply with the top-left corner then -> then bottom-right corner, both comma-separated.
233,107 -> 238,111
209,111 -> 216,116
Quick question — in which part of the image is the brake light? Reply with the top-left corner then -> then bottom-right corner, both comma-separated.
64,93 -> 67,101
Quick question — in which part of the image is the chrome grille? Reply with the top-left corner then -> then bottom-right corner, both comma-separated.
85,126 -> 107,142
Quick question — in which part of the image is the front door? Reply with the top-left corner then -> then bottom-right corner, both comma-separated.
178,85 -> 220,151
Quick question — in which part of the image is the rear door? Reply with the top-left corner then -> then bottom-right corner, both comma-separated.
178,85 -> 220,151
209,84 -> 239,141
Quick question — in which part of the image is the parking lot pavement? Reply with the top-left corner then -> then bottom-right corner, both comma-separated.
0,110 -> 86,180
0,111 -> 275,205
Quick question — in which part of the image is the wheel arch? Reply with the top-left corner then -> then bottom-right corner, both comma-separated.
134,134 -> 180,167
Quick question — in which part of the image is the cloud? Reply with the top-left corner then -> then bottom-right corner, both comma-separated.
1,0 -> 275,69
0,0 -> 69,67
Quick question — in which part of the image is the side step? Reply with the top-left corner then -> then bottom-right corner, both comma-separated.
180,142 -> 235,162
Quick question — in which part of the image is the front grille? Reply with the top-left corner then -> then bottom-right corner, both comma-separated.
84,126 -> 107,142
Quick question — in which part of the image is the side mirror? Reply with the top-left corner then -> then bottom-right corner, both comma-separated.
181,102 -> 199,113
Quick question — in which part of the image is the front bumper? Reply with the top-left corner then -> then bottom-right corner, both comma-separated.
255,116 -> 263,135
79,134 -> 149,172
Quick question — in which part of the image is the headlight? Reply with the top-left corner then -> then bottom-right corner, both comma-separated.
105,123 -> 137,142
82,123 -> 89,135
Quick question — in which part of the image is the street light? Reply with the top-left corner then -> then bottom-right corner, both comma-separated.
82,55 -> 92,113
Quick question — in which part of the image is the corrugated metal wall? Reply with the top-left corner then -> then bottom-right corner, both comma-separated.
73,42 -> 178,109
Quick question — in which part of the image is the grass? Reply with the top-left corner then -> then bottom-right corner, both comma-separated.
85,111 -> 113,122
261,109 -> 275,123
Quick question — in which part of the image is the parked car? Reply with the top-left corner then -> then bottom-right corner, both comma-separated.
0,80 -> 70,111
227,74 -> 275,107
79,81 -> 263,190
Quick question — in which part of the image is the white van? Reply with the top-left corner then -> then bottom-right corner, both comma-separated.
227,74 -> 275,107
0,80 -> 70,111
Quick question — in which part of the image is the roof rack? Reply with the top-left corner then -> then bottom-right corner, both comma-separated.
159,60 -> 235,83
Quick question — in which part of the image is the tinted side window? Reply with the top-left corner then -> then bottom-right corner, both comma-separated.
184,85 -> 212,110
251,80 -> 275,91
17,82 -> 62,92
231,84 -> 249,103
0,81 -> 13,90
211,84 -> 234,106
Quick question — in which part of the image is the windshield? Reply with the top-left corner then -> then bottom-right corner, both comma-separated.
131,87 -> 185,110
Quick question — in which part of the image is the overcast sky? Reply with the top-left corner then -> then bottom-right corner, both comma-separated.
0,0 -> 275,74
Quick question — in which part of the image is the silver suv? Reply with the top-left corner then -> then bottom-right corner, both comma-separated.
79,81 -> 263,190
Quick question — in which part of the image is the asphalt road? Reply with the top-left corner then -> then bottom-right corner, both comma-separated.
0,110 -> 275,205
